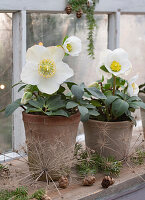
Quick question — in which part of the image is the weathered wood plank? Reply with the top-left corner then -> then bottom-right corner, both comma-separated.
108,11 -> 120,50
12,11 -> 26,150
0,0 -> 145,13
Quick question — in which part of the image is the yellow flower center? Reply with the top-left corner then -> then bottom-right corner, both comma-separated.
132,83 -> 136,90
38,58 -> 56,78
67,43 -> 72,52
110,61 -> 121,72
38,42 -> 43,46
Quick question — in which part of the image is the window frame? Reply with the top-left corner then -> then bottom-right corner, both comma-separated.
0,0 -> 145,151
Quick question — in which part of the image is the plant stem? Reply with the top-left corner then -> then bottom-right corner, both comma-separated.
113,75 -> 116,95
20,105 -> 26,111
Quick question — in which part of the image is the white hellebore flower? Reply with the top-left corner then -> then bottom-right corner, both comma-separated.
102,48 -> 132,76
62,36 -> 82,56
127,75 -> 139,97
21,45 -> 74,94
97,49 -> 112,79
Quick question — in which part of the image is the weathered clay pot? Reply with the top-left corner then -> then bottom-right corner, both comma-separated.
22,112 -> 80,181
139,93 -> 145,139
83,120 -> 133,160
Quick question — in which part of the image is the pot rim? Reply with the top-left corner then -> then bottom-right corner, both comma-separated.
22,110 -> 80,120
85,119 -> 133,125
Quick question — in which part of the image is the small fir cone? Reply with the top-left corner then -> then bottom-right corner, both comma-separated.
42,191 -> 52,200
65,5 -> 72,14
0,167 -> 10,178
58,176 -> 69,189
76,9 -> 83,18
101,176 -> 115,188
82,176 -> 96,186
42,195 -> 52,200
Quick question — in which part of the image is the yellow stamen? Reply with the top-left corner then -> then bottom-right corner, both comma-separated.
132,83 -> 136,90
110,61 -> 121,72
38,42 -> 43,46
38,58 -> 56,78
67,43 -> 72,52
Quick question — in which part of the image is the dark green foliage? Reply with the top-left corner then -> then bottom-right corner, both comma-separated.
5,99 -> 21,117
29,189 -> 45,200
131,149 -> 145,165
139,83 -> 145,94
74,143 -> 122,176
0,188 -> 45,200
68,0 -> 99,58
0,187 -> 28,200
81,76 -> 145,124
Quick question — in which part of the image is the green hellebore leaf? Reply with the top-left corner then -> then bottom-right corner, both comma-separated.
51,109 -> 69,117
18,84 -> 27,92
21,92 -> 33,105
78,105 -> 89,122
105,96 -> 119,106
129,102 -> 140,109
91,99 -> 102,107
28,100 -> 43,109
62,35 -> 68,45
66,101 -> 78,109
71,85 -> 84,100
135,101 -> 145,109
85,87 -> 106,99
127,96 -> 142,102
112,99 -> 129,117
65,81 -> 77,90
26,107 -> 42,113
100,65 -> 109,73
46,95 -> 66,111
88,109 -> 100,116
5,99 -> 21,117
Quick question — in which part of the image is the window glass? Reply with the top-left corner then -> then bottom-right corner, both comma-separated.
0,13 -> 12,152
120,15 -> 145,85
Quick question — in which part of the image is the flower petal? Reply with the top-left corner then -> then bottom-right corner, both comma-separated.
37,78 -> 60,94
111,48 -> 129,63
54,61 -> 74,84
129,75 -> 139,84
63,36 -> 82,56
42,46 -> 65,62
26,45 -> 46,63
21,61 -> 40,85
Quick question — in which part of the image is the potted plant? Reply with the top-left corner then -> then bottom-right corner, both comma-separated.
139,83 -> 145,138
3,36 -> 84,180
78,48 -> 145,160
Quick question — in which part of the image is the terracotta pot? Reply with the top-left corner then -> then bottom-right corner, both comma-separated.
139,93 -> 145,139
22,112 -> 80,181
83,120 -> 133,160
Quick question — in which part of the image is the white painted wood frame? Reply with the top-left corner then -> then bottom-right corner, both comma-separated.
12,11 -> 26,150
0,0 -> 144,151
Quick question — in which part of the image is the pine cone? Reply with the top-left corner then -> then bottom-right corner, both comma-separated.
76,9 -> 83,18
42,194 -> 52,200
101,176 -> 115,188
82,176 -> 96,186
65,5 -> 72,14
58,176 -> 69,189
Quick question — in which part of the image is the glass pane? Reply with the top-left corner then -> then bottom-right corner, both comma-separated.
0,13 -> 12,152
27,13 -> 108,136
120,15 -> 145,85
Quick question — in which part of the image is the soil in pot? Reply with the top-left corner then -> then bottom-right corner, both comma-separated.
139,93 -> 145,139
22,112 -> 80,181
83,120 -> 133,160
